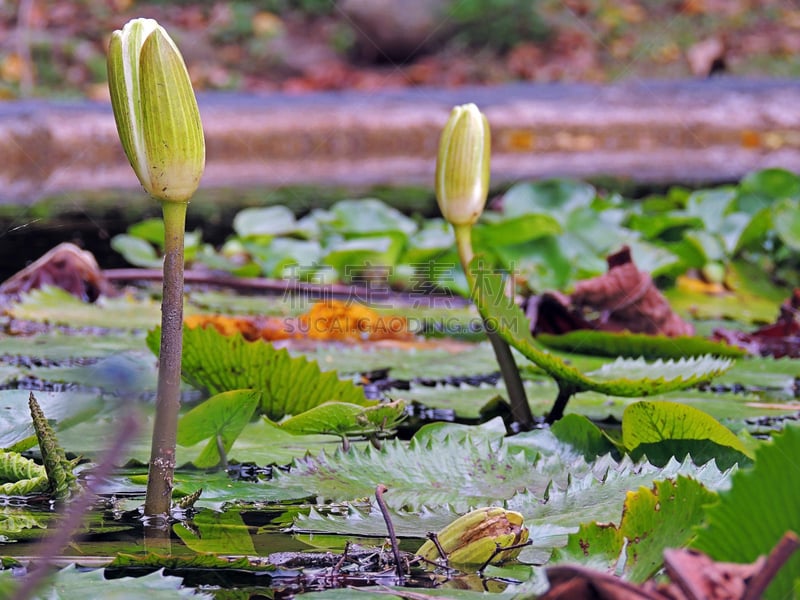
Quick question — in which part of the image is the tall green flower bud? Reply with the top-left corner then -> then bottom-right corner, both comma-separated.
435,103 -> 491,226
107,18 -> 205,203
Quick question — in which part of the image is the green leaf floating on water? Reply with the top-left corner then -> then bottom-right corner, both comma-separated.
177,389 -> 261,468
0,564 -> 214,599
550,404 -> 751,469
233,205 -> 298,238
537,330 -> 745,360
320,197 -> 418,237
553,476 -> 718,583
147,325 -> 370,420
692,424 -> 800,600
0,508 -> 47,536
10,286 -> 164,329
274,425 -> 733,515
110,233 -> 163,268
622,401 -> 753,468
472,269 -> 733,398
277,400 -> 406,437
550,413 -> 620,461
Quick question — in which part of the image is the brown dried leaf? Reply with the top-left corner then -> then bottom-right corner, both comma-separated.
712,288 -> 800,357
531,246 -> 694,337
0,242 -> 117,302
541,532 -> 798,600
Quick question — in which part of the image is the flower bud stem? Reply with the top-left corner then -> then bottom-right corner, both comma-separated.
454,224 -> 534,430
144,200 -> 188,518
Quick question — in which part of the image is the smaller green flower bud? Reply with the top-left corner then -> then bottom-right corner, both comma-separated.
435,103 -> 491,226
107,18 -> 205,203
417,507 -> 529,567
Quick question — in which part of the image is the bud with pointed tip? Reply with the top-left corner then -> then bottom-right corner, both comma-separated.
435,103 -> 491,226
107,18 -> 205,203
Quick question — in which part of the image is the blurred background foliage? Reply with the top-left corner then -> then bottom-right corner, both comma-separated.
1,0 -> 799,99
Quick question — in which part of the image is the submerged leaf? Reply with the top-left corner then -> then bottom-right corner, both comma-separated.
173,509 -> 257,555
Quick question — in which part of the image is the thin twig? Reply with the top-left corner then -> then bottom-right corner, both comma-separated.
331,540 -> 350,575
477,539 -> 532,574
426,531 -> 448,566
11,411 -> 140,600
375,484 -> 405,580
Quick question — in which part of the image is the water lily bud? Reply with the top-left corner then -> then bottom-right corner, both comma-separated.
107,18 -> 205,203
417,507 -> 529,567
435,103 -> 491,226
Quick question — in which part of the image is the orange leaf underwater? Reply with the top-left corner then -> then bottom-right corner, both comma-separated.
185,299 -> 413,343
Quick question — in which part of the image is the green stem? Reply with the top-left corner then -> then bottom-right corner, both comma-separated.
546,380 -> 576,424
144,200 -> 187,518
454,225 -> 534,429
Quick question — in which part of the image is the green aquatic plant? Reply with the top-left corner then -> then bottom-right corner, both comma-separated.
473,269 -> 734,422
107,17 -> 205,517
435,103 -> 533,427
0,393 -> 77,499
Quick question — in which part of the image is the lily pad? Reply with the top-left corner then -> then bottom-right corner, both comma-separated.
277,400 -> 406,437
148,325 -> 371,420
537,330 -> 745,361
233,205 -> 298,238
0,564 -> 213,598
553,476 -> 717,583
473,270 -> 733,400
9,286 -> 169,330
772,197 -> 800,251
